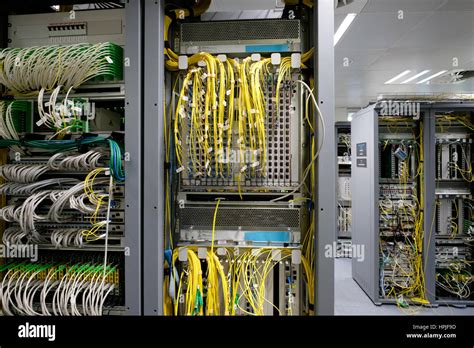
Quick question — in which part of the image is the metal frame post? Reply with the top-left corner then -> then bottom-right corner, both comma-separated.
142,0 -> 165,315
124,0 -> 143,316
314,0 -> 336,315
423,108 -> 437,304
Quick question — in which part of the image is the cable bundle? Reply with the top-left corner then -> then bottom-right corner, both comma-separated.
0,151 -> 103,183
0,42 -> 123,95
0,137 -> 124,182
0,178 -> 79,196
0,175 -> 109,241
0,100 -> 30,141
0,164 -> 49,183
169,246 -> 310,316
436,268 -> 472,299
0,135 -> 108,150
50,229 -> 85,248
174,53 -> 306,182
47,150 -> 104,171
0,261 -> 118,316
37,87 -> 91,134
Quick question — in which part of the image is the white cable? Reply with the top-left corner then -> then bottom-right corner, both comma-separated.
270,80 -> 326,202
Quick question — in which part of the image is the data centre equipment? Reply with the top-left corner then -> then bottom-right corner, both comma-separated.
336,123 -> 351,257
162,0 -> 319,316
0,4 -> 140,316
351,101 -> 474,307
351,103 -> 428,307
435,110 -> 473,305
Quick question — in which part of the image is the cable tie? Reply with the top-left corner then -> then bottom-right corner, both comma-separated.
240,165 -> 247,172
251,161 -> 260,168
176,166 -> 185,173
226,90 -> 231,96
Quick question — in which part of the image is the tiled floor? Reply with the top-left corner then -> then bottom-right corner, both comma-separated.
335,258 -> 474,315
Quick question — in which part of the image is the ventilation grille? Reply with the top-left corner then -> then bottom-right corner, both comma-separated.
180,19 -> 300,43
180,207 -> 300,228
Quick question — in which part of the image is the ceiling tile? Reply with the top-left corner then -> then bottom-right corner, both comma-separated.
337,12 -> 429,49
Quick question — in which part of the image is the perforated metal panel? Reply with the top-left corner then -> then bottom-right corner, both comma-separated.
180,71 -> 301,190
180,20 -> 300,42
180,207 -> 300,229
178,19 -> 302,54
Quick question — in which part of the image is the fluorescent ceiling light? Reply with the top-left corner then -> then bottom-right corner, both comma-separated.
384,70 -> 411,84
416,70 -> 448,84
334,13 -> 357,46
401,70 -> 430,84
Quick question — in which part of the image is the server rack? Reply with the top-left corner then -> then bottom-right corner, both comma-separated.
351,101 -> 474,307
142,0 -> 336,315
0,1 -> 143,315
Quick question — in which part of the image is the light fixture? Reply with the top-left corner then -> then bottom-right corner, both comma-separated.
51,5 -> 60,11
347,112 -> 354,122
401,70 -> 430,84
416,70 -> 448,84
334,13 -> 357,46
384,70 -> 411,84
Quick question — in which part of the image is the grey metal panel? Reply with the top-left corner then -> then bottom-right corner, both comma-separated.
178,19 -> 302,54
351,105 -> 379,303
315,0 -> 335,315
143,0 -> 165,315
423,108 -> 437,304
124,0 -> 142,316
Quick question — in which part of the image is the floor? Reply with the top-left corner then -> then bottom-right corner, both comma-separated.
335,258 -> 474,315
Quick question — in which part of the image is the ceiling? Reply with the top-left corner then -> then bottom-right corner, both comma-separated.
335,0 -> 474,108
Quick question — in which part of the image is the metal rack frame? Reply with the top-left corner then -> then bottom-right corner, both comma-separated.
0,0 -> 144,315
142,0 -> 336,315
351,102 -> 474,307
